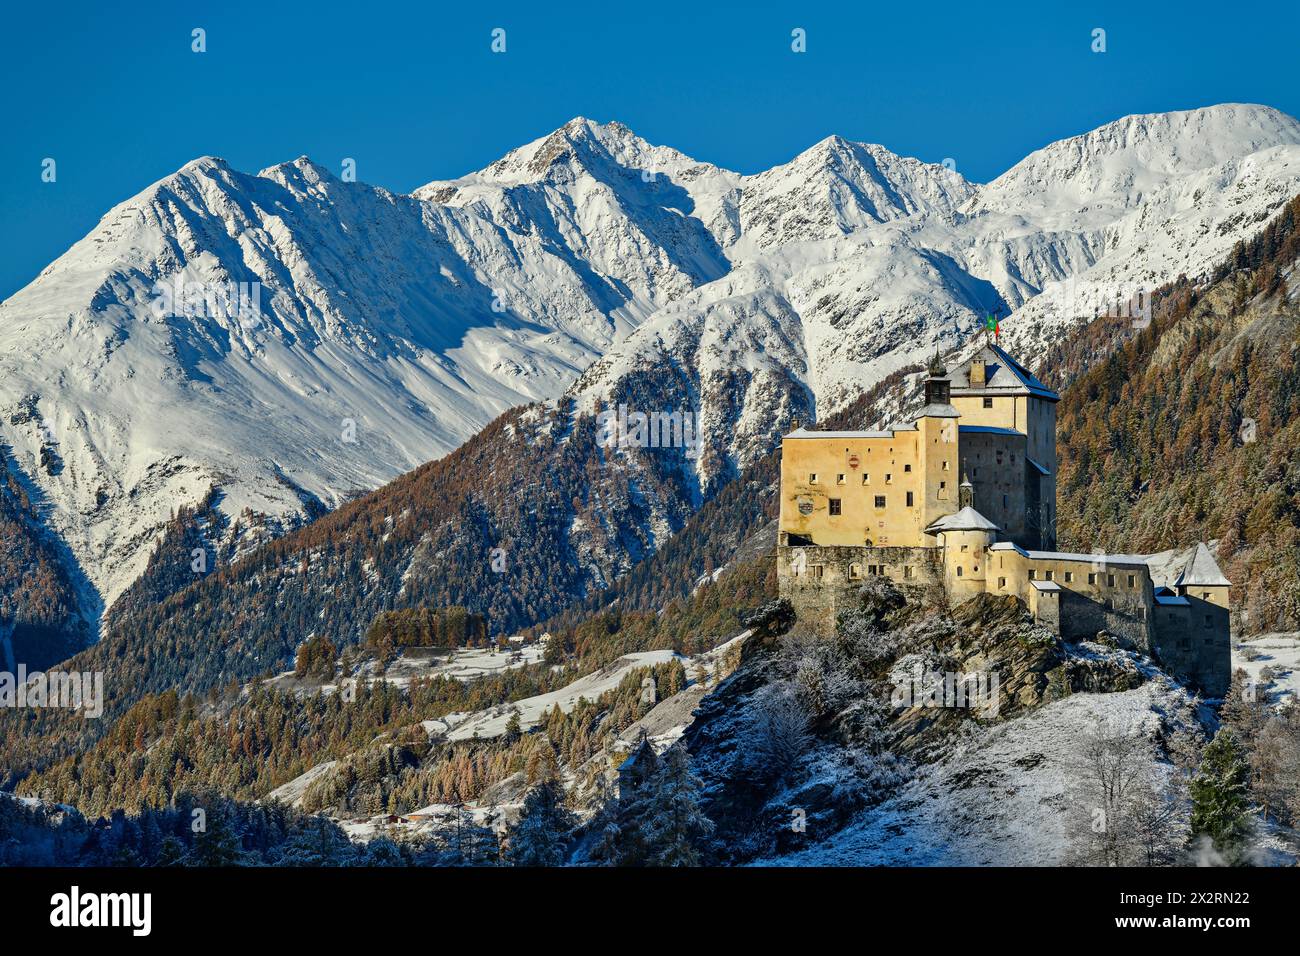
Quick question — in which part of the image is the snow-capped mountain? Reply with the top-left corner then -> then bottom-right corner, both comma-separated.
3,104 -> 1299,625
0,127 -> 721,609
569,104 -> 1300,495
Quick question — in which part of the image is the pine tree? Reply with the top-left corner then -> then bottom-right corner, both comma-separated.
186,808 -> 245,866
1220,669 -> 1269,751
588,815 -> 624,867
1189,729 -> 1253,864
362,837 -> 407,866
503,708 -> 523,745
504,780 -> 575,866
642,746 -> 714,867
155,835 -> 186,867
271,819 -> 357,866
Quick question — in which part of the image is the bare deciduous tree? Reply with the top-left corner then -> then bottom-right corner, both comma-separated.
1065,716 -> 1186,866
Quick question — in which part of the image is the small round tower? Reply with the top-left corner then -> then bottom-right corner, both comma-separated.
924,490 -> 1000,600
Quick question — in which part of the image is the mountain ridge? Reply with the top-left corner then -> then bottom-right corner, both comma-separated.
3,103 -> 1299,652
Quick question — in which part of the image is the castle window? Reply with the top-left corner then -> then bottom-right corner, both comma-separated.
1064,572 -> 1073,583
983,397 -> 993,409
904,566 -> 914,579
810,565 -> 823,578
829,498 -> 842,516
1003,494 -> 1009,508
809,473 -> 818,483
862,474 -> 870,485
960,544 -> 968,552
906,491 -> 914,507
1127,574 -> 1135,588
973,564 -> 979,571
1088,573 -> 1096,585
1202,592 -> 1210,600
956,566 -> 963,577
849,563 -> 863,580
874,495 -> 886,508
1204,616 -> 1212,626
868,565 -> 878,575
904,464 -> 912,473
939,481 -> 947,498
998,576 -> 1006,588
1028,570 -> 1036,581
942,460 -> 949,470
1045,570 -> 1054,581
885,473 -> 893,484
1107,574 -> 1115,587
836,473 -> 846,485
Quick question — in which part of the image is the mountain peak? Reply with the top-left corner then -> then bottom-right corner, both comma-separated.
980,102 -> 1300,210
257,155 -> 341,191
413,116 -> 726,202
809,133 -> 855,152
179,155 -> 231,173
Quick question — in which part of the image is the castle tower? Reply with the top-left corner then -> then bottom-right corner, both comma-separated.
915,357 -> 961,538
1170,542 -> 1231,696
925,506 -> 999,600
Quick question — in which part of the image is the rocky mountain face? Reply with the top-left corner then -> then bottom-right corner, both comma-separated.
4,105 -> 1300,655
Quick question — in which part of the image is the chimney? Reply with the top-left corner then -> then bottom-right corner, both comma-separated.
969,359 -> 986,387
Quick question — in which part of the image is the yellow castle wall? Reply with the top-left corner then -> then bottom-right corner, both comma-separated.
778,431 -> 941,549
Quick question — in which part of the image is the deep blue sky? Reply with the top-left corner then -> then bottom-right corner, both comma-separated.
2,0 -> 1297,300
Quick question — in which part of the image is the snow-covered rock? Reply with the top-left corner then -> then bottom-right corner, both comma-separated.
762,679 -> 1205,866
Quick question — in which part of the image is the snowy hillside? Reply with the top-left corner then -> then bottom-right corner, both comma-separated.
432,649 -> 682,742
764,678 -> 1203,866
4,104 -> 1299,624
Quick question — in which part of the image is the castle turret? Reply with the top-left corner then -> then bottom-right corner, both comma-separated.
924,352 -> 951,406
925,506 -> 999,600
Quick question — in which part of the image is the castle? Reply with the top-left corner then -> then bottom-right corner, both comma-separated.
776,342 -> 1231,697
